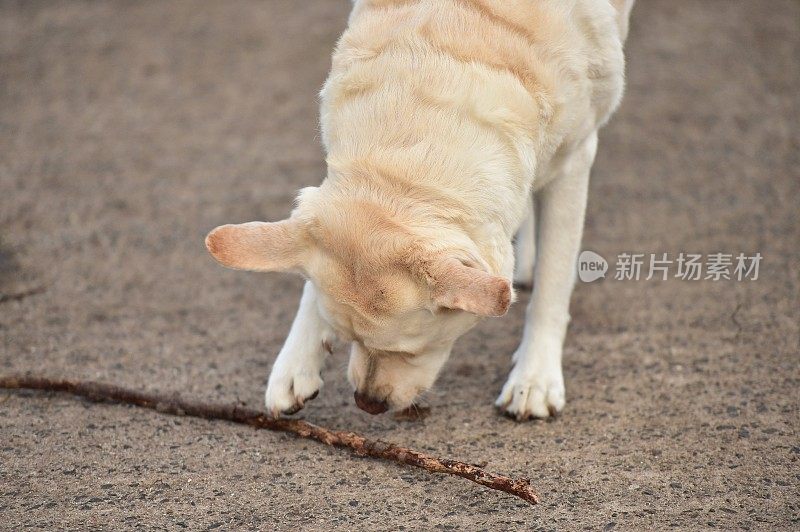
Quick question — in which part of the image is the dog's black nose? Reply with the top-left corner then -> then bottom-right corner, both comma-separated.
354,391 -> 389,415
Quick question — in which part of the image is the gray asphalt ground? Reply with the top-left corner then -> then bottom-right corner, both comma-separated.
1,1 -> 798,529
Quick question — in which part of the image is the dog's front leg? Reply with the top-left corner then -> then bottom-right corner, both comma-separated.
497,133 -> 597,420
265,280 -> 333,416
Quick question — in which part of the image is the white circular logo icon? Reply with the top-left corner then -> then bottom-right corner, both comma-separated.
577,250 -> 608,283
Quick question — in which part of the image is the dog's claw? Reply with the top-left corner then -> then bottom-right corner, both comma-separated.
495,367 -> 565,421
286,389 -> 320,415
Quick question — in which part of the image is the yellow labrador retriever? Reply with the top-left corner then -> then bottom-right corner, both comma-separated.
206,0 -> 634,420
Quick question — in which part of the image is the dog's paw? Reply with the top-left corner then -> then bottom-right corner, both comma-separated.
495,364 -> 565,421
265,367 -> 323,417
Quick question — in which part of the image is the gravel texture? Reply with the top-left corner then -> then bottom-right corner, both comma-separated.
1,1 -> 798,529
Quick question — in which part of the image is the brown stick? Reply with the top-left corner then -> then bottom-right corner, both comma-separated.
0,375 -> 539,505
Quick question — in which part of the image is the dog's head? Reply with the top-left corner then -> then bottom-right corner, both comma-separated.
205,186 -> 511,412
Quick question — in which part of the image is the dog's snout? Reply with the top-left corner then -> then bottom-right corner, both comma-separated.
354,390 -> 389,415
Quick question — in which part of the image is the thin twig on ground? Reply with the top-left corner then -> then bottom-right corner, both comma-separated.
0,286 -> 46,304
0,375 -> 540,505
730,301 -> 743,340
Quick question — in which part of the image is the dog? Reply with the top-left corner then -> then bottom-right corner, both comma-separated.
206,0 -> 634,420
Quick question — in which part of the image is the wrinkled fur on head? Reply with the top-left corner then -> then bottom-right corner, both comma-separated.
207,180 -> 512,320
206,179 -> 513,409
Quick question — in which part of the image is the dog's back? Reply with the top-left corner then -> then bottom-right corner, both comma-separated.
322,0 -> 625,213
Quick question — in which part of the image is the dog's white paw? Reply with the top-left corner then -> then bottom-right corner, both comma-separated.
495,363 -> 565,421
265,365 -> 323,417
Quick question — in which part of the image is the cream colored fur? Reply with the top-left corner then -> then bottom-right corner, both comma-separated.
206,0 -> 632,420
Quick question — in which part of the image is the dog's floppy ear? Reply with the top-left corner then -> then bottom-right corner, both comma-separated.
205,219 -> 305,272
428,257 -> 512,317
